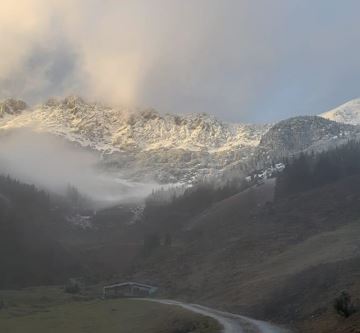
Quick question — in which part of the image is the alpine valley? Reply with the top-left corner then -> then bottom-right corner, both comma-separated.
3,96 -> 360,333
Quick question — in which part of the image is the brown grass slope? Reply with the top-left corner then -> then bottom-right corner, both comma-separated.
132,176 -> 360,333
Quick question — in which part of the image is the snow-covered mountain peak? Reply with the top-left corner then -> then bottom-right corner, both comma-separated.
0,96 -> 269,153
0,96 -> 271,182
320,98 -> 360,125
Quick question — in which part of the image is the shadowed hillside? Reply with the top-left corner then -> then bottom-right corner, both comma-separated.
125,141 -> 360,333
0,176 -> 82,288
4,140 -> 360,332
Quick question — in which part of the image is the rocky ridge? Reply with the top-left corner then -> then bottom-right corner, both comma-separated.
1,96 -> 360,183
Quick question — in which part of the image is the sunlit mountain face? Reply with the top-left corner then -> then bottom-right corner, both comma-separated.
0,96 -> 271,186
1,95 -> 360,200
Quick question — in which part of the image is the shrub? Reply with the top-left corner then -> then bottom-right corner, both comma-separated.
65,278 -> 81,294
334,291 -> 357,318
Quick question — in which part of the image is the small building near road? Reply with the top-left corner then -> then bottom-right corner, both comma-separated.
103,282 -> 158,299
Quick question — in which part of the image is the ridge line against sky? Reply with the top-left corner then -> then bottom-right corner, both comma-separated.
1,0 -> 360,123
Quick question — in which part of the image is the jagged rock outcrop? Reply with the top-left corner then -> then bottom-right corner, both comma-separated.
0,98 -> 27,117
0,96 -> 270,182
1,95 -> 360,183
0,96 -> 269,182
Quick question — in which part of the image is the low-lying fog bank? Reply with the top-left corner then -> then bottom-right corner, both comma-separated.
0,128 -> 159,208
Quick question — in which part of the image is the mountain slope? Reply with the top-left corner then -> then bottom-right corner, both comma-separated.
0,175 -> 82,288
0,96 -> 267,153
127,142 -> 360,332
257,116 -> 359,161
2,96 -> 360,183
130,173 -> 360,333
320,98 -> 360,125
0,96 -> 270,182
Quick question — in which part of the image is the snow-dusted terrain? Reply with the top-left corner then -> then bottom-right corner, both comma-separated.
320,98 -> 360,125
0,96 -> 270,183
257,115 -> 360,162
0,96 -> 267,153
1,95 -> 360,184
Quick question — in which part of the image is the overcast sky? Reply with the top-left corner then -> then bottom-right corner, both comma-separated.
1,0 -> 360,123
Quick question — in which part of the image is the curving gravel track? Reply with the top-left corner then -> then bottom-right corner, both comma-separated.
137,299 -> 290,333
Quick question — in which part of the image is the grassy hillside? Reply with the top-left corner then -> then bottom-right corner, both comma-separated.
128,174 -> 360,333
0,287 -> 221,333
5,141 -> 360,333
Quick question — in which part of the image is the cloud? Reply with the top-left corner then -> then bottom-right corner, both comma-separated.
1,0 -> 360,121
0,0 -> 82,102
0,129 -> 158,205
0,0 -> 50,79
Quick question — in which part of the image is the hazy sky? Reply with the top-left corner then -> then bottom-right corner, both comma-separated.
1,0 -> 360,123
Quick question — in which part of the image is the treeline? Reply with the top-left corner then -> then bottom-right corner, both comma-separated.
0,175 -> 81,289
276,140 -> 360,197
143,180 -> 243,232
0,175 -> 51,215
